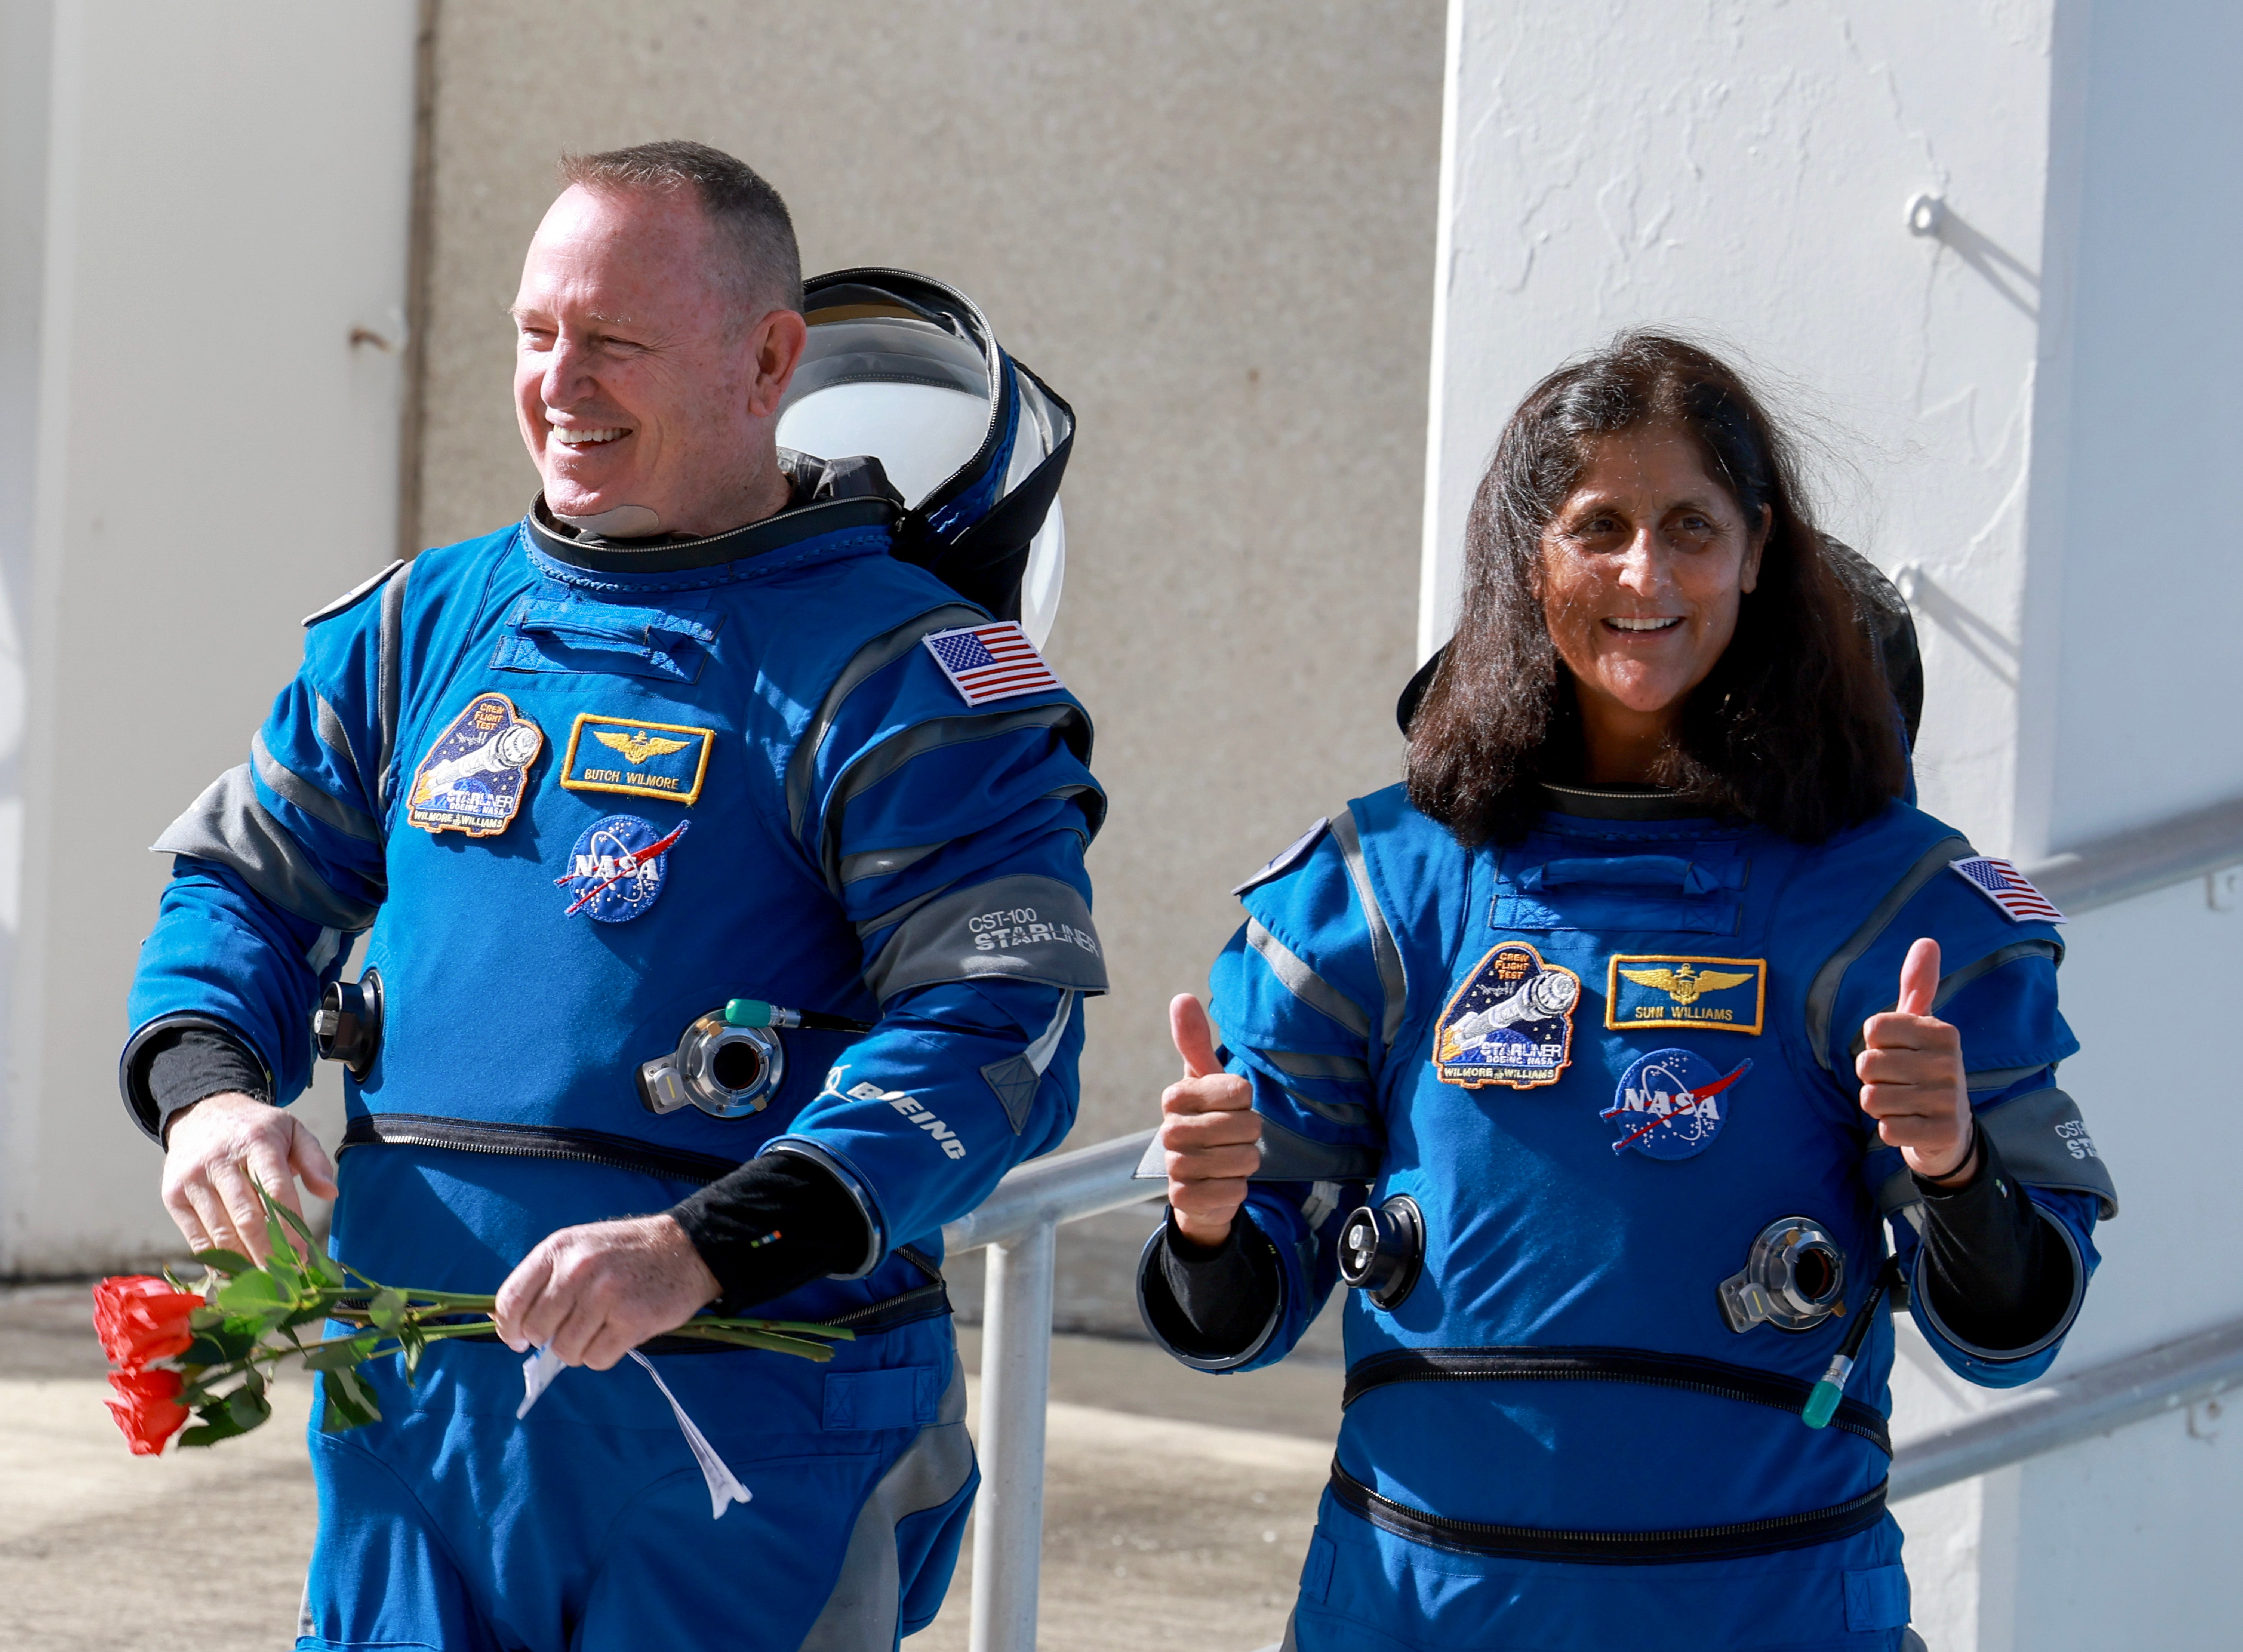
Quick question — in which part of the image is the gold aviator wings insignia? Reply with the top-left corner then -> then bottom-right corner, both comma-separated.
1617,965 -> 1755,1006
594,729 -> 693,766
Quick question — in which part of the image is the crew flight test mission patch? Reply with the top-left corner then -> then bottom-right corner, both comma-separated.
1432,942 -> 1581,1090
406,693 -> 543,837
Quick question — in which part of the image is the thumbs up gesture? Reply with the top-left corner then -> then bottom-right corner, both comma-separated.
1856,937 -> 1978,1184
1160,994 -> 1261,1248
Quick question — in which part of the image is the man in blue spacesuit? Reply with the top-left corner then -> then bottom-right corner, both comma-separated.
122,141 -> 1100,1649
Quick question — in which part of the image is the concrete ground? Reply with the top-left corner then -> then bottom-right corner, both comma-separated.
0,1282 -> 1341,1652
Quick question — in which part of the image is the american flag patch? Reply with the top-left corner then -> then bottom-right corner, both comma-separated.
1949,856 -> 2066,925
921,623 -> 1064,706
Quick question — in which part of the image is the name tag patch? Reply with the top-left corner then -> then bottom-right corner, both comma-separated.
560,714 -> 715,806
1602,1048 -> 1752,1160
1606,956 -> 1767,1034
406,692 -> 544,837
1433,942 -> 1581,1090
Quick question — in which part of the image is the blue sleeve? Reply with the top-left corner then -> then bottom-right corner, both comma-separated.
761,638 -> 1107,1254
122,579 -> 396,1135
1149,828 -> 1390,1372
1831,865 -> 2107,1385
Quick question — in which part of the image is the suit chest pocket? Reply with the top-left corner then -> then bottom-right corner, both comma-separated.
491,582 -> 722,684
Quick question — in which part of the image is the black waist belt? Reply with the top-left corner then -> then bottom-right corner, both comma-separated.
343,1113 -> 746,1186
1344,1346 -> 1892,1456
336,1114 -> 951,1343
1328,1460 -> 1890,1565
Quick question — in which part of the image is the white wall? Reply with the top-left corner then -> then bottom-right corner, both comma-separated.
2022,0 -> 2243,851
1423,0 -> 2056,846
0,0 -> 418,1273
1427,1 -> 2243,1646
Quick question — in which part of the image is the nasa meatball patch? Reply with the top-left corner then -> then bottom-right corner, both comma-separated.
1602,1048 -> 1752,1160
405,693 -> 544,837
1432,942 -> 1581,1090
556,813 -> 688,922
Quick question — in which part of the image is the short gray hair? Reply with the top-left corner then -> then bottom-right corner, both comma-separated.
558,140 -> 803,316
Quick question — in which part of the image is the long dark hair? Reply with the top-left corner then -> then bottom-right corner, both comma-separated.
1406,332 -> 1906,846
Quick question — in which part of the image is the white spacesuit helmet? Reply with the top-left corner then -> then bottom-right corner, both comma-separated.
775,269 -> 1074,649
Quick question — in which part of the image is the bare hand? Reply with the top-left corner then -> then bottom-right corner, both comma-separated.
162,1092 -> 339,1262
1161,994 -> 1260,1249
1857,938 -> 1976,1183
493,1215 -> 721,1370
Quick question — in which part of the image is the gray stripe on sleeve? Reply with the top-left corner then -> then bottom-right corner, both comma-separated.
1804,832 -> 1971,1072
375,554 -> 413,799
817,703 -> 1090,893
1266,1049 -> 1372,1083
861,873 -> 1108,1000
251,730 -> 382,844
1329,806 -> 1407,1048
151,764 -> 381,930
1249,1114 -> 1381,1181
837,840 -> 945,886
1282,1085 -> 1375,1129
1245,920 -> 1372,1040
314,694 -> 367,788
784,603 -> 986,844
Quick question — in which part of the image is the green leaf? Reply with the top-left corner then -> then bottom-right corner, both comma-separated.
225,1386 -> 272,1431
215,1270 -> 281,1313
187,1306 -> 225,1330
190,1248 -> 255,1276
250,1180 -> 304,1265
318,1368 -> 374,1433
184,1327 -> 256,1366
241,1364 -> 265,1397
304,1336 -> 377,1371
179,1419 -> 246,1449
401,1327 -> 426,1385
328,1364 -> 382,1423
368,1289 -> 407,1334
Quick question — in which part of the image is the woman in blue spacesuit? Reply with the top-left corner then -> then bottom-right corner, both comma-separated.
1137,333 -> 2114,1652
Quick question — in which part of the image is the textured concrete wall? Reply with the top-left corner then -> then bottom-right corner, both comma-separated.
416,0 -> 1445,1306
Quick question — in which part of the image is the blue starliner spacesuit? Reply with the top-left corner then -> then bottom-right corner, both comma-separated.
124,449 -> 1105,1649
1139,783 -> 2116,1652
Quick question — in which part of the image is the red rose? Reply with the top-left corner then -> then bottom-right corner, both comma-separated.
105,1367 -> 191,1456
92,1275 -> 203,1369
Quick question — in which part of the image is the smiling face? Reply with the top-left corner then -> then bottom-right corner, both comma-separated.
1538,421 -> 1769,778
510,184 -> 806,537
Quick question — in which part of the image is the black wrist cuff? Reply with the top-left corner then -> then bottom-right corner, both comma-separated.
670,1154 -> 873,1315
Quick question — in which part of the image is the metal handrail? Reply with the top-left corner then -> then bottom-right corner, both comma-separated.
942,1129 -> 1160,1652
1890,1314 -> 2243,1500
2023,791 -> 2243,914
934,796 -> 2243,1652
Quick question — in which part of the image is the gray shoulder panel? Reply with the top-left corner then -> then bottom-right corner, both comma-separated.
1805,831 -> 1972,1072
301,558 -> 405,628
1233,816 -> 1330,896
1244,919 -> 1373,1040
152,765 -> 379,931
1329,807 -> 1408,1049
862,872 -> 1108,1001
784,602 -> 987,843
1979,1086 -> 2117,1219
